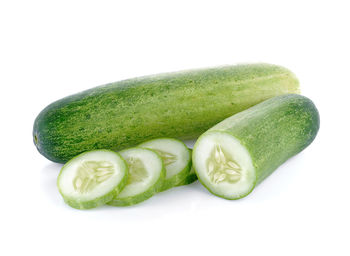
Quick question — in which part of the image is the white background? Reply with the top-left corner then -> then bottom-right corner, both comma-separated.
1,1 -> 349,255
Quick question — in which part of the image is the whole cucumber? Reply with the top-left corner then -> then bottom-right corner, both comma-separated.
33,64 -> 299,163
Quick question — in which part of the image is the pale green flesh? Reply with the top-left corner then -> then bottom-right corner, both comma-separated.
151,149 -> 178,166
193,132 -> 256,199
73,161 -> 115,193
57,150 -> 128,209
139,138 -> 191,190
125,157 -> 149,184
207,145 -> 242,184
107,147 -> 165,206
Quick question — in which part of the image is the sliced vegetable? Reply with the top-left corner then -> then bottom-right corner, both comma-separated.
57,150 -> 128,209
193,94 -> 320,200
177,149 -> 197,186
107,147 -> 165,206
177,166 -> 198,186
139,138 -> 191,191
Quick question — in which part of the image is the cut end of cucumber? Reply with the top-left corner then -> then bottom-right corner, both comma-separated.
57,150 -> 127,209
193,132 -> 256,199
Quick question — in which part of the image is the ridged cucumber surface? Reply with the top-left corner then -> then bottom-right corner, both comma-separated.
57,150 -> 128,209
107,147 -> 165,206
33,63 -> 299,163
193,94 -> 320,200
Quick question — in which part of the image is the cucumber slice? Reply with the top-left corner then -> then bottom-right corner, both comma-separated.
57,150 -> 128,209
177,149 -> 198,186
139,138 -> 191,191
177,166 -> 198,186
107,147 -> 165,206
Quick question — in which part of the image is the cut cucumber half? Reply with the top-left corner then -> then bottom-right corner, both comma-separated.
107,147 -> 165,206
193,94 -> 319,200
193,132 -> 256,199
57,150 -> 128,209
139,138 -> 191,191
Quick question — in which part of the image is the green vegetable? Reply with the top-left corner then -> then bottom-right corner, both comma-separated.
192,94 -> 319,200
33,63 -> 299,163
107,147 -> 165,206
139,138 -> 191,191
57,150 -> 128,209
177,166 -> 197,186
177,149 -> 198,186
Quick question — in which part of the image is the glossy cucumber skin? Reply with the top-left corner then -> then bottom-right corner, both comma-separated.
204,94 -> 319,187
33,64 -> 299,163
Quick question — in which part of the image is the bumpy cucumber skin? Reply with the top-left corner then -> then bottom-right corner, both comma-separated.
107,148 -> 166,207
194,94 -> 320,200
57,150 -> 128,210
33,64 -> 299,163
139,138 -> 192,191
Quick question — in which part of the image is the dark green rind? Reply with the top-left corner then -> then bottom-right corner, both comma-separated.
194,94 -> 320,200
139,138 -> 192,191
177,171 -> 198,186
107,148 -> 166,207
33,63 -> 299,163
177,149 -> 198,186
57,150 -> 128,210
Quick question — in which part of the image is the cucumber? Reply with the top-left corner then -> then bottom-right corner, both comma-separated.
193,94 -> 319,200
33,63 -> 299,163
57,150 -> 128,209
177,166 -> 198,186
139,138 -> 191,191
177,149 -> 198,186
107,147 -> 165,206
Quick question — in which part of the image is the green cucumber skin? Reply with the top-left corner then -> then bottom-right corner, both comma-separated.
195,94 -> 320,199
177,172 -> 198,186
57,150 -> 128,210
33,64 -> 299,163
159,161 -> 191,191
177,150 -> 198,186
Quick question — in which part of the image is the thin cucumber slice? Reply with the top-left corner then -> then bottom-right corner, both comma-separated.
57,150 -> 128,209
177,149 -> 198,186
193,132 -> 256,199
177,166 -> 198,186
107,147 -> 165,206
139,138 -> 191,191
